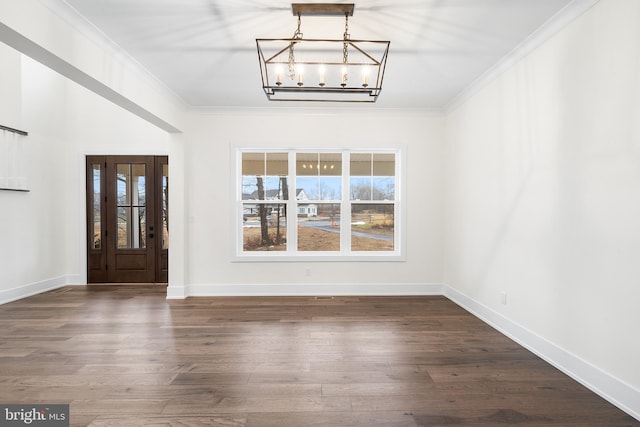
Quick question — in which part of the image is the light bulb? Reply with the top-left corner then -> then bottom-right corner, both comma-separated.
275,65 -> 283,85
296,65 -> 304,86
362,66 -> 370,87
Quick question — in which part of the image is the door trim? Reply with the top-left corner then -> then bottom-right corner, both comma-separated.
86,155 -> 168,283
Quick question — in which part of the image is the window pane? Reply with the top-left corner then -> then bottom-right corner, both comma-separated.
296,176 -> 317,200
243,153 -> 289,200
298,203 -> 340,251
350,177 -> 370,200
350,153 -> 396,201
351,204 -> 394,251
350,153 -> 371,200
242,176 -> 259,199
373,176 -> 395,200
266,152 -> 288,175
373,153 -> 395,200
319,176 -> 341,200
264,176 -> 287,200
243,203 -> 287,251
319,153 -> 341,200
297,153 -> 341,200
242,152 -> 264,175
162,163 -> 169,250
92,164 -> 101,249
297,153 -> 318,176
319,153 -> 341,176
350,153 -> 371,176
243,175 -> 287,200
267,153 -> 289,200
372,153 -> 395,176
296,153 -> 318,200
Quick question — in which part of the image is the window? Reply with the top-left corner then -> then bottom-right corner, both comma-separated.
237,149 -> 401,260
0,127 -> 28,191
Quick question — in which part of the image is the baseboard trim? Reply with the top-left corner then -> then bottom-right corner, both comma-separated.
443,284 -> 640,422
186,282 -> 443,297
0,275 -> 71,305
166,284 -> 188,299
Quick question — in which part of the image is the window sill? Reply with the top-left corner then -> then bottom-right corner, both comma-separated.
232,253 -> 406,262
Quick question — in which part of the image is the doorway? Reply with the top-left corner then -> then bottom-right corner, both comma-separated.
86,155 -> 168,283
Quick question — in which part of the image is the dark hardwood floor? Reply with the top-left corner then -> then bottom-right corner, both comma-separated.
0,286 -> 636,426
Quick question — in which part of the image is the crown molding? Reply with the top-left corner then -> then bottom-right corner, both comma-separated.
187,105 -> 445,118
37,0 -> 187,110
444,0 -> 601,115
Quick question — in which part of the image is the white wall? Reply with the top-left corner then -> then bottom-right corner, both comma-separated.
0,0 -> 184,132
0,43 -> 21,127
2,0 -> 639,419
0,49 -> 169,302
444,0 -> 640,415
181,109 -> 444,294
0,43 -> 25,190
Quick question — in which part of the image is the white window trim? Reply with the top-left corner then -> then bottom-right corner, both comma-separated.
232,147 -> 405,262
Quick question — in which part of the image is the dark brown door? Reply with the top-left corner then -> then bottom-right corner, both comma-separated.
156,156 -> 169,283
86,155 -> 168,283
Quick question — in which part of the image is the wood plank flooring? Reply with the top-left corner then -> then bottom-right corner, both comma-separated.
0,285 -> 636,426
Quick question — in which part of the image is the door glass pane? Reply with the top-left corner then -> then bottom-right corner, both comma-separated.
162,164 -> 169,250
351,204 -> 394,251
117,164 -> 131,205
117,206 -> 130,248
298,203 -> 340,251
92,163 -> 101,249
116,163 -> 146,249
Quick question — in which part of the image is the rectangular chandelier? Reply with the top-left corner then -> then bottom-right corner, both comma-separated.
256,3 -> 390,103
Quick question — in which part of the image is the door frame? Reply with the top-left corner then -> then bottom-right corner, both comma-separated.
85,155 -> 168,283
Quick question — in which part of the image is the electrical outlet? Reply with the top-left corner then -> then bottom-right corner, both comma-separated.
500,292 -> 507,305
305,268 -> 311,277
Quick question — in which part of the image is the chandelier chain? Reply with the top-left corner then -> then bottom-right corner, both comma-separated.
343,13 -> 350,82
288,13 -> 303,80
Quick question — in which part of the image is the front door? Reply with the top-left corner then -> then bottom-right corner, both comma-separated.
86,155 -> 168,283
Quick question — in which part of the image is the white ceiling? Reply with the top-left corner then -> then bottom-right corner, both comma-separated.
45,0 -> 582,110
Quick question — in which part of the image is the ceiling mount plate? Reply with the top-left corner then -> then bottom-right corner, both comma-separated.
291,3 -> 354,16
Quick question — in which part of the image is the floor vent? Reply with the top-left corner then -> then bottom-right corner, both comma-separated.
50,287 -> 72,294
314,296 -> 335,300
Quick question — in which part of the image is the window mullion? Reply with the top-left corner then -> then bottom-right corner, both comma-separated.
342,151 -> 350,254
288,150 -> 297,254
